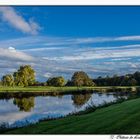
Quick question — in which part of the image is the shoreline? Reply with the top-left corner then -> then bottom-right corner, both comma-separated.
0,86 -> 138,93
0,86 -> 138,99
0,86 -> 138,100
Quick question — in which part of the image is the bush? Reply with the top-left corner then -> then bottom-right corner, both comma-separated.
46,76 -> 65,87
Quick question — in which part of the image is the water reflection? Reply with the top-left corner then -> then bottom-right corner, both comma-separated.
0,91 -> 130,128
71,93 -> 91,108
56,94 -> 64,99
13,97 -> 35,112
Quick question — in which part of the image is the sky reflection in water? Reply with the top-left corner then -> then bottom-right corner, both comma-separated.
0,92 -> 127,127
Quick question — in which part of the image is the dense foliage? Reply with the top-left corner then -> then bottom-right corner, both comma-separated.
70,71 -> 95,86
1,65 -> 36,87
94,71 -> 140,86
1,74 -> 14,86
13,65 -> 36,86
46,76 -> 65,87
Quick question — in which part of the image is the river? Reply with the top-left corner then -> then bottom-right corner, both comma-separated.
0,91 -> 128,128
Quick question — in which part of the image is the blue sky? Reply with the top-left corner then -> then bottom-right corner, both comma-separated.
0,6 -> 140,81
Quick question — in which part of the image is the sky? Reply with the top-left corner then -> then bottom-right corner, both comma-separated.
0,6 -> 140,81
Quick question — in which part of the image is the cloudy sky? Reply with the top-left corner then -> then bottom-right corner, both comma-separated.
0,6 -> 140,81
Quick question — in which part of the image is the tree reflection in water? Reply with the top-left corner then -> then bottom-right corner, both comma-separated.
13,97 -> 35,112
71,92 -> 92,108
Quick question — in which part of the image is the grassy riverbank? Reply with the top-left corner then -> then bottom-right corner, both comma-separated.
4,97 -> 140,134
0,86 -> 138,93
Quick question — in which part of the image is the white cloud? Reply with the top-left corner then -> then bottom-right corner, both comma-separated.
1,35 -> 140,51
22,47 -> 65,52
8,46 -> 16,52
44,72 -> 53,78
115,36 -> 140,41
111,58 -> 131,61
0,7 -> 40,35
42,36 -> 140,46
43,45 -> 140,61
0,48 -> 34,61
0,35 -> 140,80
73,36 -> 140,44
0,36 -> 46,48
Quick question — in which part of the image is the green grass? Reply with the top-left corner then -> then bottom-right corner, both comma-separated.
0,86 -> 138,93
4,97 -> 140,134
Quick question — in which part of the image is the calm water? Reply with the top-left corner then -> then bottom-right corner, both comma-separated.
0,92 -> 128,128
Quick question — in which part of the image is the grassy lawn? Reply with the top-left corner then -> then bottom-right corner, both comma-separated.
0,86 -> 138,93
4,97 -> 140,134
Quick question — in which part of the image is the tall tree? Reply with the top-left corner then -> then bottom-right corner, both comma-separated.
13,65 -> 36,87
1,74 -> 14,86
71,71 -> 95,86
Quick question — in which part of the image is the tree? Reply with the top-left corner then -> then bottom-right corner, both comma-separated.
134,71 -> 140,85
1,74 -> 14,86
120,76 -> 131,86
71,71 -> 95,86
13,65 -> 36,87
127,78 -> 137,86
47,76 -> 65,87
94,73 -> 139,86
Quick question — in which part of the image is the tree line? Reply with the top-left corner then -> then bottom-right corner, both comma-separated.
1,65 -> 140,87
94,72 -> 140,86
1,65 -> 95,87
